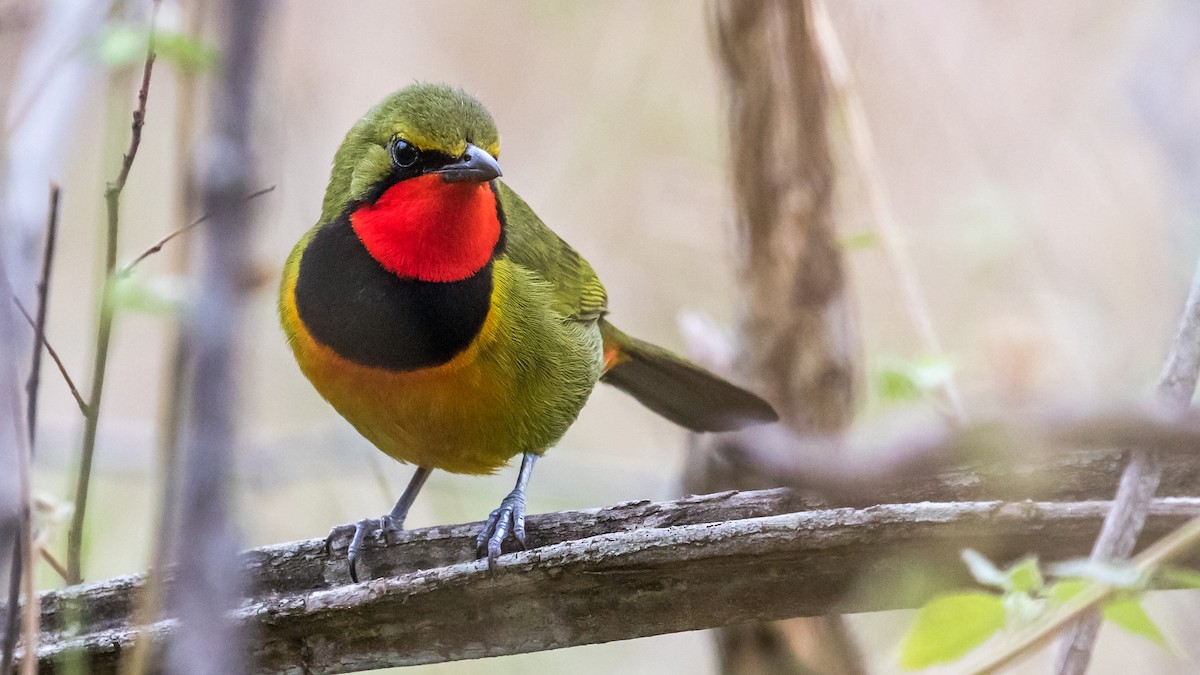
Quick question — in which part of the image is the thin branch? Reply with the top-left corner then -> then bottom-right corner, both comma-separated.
720,404 -> 1200,504
2,182 -> 59,675
12,298 -> 88,416
1055,256 -> 1200,674
810,0 -> 964,421
164,1 -> 265,672
68,0 -> 161,585
22,493 -> 1200,674
966,516 -> 1200,674
38,548 -> 67,584
122,6 -> 208,672
25,183 -> 61,446
117,186 -> 275,277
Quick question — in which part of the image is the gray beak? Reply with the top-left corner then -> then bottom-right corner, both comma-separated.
437,144 -> 502,183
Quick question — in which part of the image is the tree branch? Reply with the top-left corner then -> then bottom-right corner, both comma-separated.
1055,256 -> 1200,674
21,488 -> 1200,675
163,1 -> 265,673
68,0 -> 161,585
12,299 -> 86,417
117,185 -> 275,277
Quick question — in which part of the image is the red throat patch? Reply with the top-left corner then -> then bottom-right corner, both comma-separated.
350,175 -> 501,282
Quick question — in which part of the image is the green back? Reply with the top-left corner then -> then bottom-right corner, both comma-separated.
495,181 -> 608,323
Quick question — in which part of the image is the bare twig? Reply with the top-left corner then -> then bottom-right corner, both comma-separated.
1055,257 -> 1200,673
12,298 -> 87,416
0,242 -> 37,675
22,492 -> 1200,674
38,548 -> 67,584
68,0 -> 161,585
810,0 -> 964,421
117,186 -> 275,277
967,516 -> 1200,674
14,398 -> 35,675
25,183 -> 61,446
122,7 -> 208,673
164,1 -> 265,673
2,183 -> 59,675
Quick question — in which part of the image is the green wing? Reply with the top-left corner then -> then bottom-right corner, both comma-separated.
495,180 -> 608,322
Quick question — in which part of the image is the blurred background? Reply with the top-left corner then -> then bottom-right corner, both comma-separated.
2,0 -> 1199,673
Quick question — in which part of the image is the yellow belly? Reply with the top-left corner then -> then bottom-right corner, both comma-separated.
280,256 -> 603,474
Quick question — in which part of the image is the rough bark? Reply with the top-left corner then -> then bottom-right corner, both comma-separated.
163,1 -> 265,674
696,0 -> 860,671
22,490 -> 1200,675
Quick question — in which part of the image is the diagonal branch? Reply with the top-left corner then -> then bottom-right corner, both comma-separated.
1055,257 -> 1200,674
12,299 -> 87,416
117,185 -> 275,277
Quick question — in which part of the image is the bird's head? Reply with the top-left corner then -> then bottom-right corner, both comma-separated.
321,84 -> 506,282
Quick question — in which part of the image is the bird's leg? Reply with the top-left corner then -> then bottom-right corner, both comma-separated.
476,452 -> 538,573
343,465 -> 432,583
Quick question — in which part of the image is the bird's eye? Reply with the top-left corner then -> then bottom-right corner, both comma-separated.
390,139 -> 420,168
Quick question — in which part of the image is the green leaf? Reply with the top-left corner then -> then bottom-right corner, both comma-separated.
154,31 -> 219,71
898,593 -> 1006,670
1158,566 -> 1200,590
1050,558 -> 1144,589
878,366 -> 922,402
837,231 -> 879,251
876,358 -> 956,404
95,24 -> 147,67
908,358 -> 955,390
1045,579 -> 1088,605
110,273 -> 186,316
93,23 -> 218,72
1005,557 -> 1044,593
1003,591 -> 1044,627
961,549 -> 1006,588
1104,598 -> 1167,646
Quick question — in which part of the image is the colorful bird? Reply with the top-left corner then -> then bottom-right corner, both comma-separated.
279,83 -> 777,580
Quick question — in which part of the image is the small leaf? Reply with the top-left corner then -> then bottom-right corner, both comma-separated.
1045,579 -> 1088,605
1157,566 -> 1200,590
1104,598 -> 1167,646
1003,591 -> 1044,627
110,273 -> 186,316
95,24 -> 147,67
838,231 -> 879,251
898,593 -> 1006,670
876,358 -> 956,404
962,549 -> 1007,588
93,23 -> 218,72
154,31 -> 219,71
1004,557 -> 1044,593
1050,558 -> 1144,589
878,367 -> 922,402
908,358 -> 955,391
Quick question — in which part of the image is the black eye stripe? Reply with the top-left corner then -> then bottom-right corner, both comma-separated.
386,137 -> 458,179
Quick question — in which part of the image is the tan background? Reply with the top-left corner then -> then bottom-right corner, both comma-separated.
3,1 -> 1198,672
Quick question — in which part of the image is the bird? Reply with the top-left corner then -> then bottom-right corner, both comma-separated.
278,83 -> 778,581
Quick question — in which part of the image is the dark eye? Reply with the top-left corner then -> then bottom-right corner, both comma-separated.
390,139 -> 420,168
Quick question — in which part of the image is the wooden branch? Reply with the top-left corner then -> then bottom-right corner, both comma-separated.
164,1 -> 265,673
1055,257 -> 1200,674
12,300 -> 86,417
703,0 -> 862,671
24,489 -> 1200,675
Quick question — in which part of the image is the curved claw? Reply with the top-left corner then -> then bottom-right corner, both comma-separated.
346,517 -> 379,584
475,490 -> 528,573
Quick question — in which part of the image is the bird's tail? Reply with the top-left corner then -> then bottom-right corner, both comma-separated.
599,319 -> 778,432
